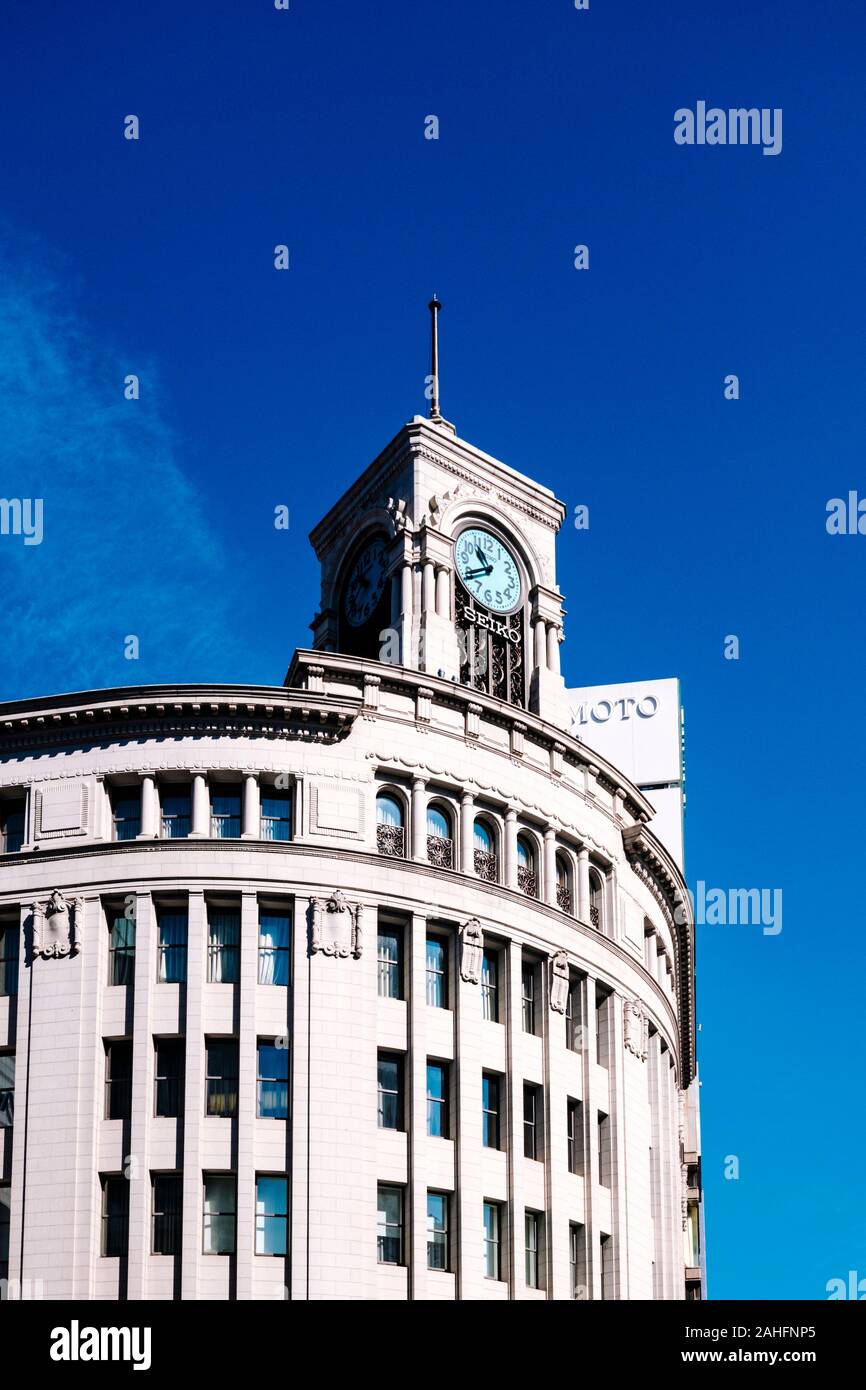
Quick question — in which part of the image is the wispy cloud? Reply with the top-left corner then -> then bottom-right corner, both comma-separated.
0,231 -> 256,701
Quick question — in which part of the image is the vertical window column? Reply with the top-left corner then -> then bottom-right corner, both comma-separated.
576,846 -> 590,923
235,891 -> 261,1298
190,773 -> 209,838
127,891 -> 155,1300
180,891 -> 206,1299
542,827 -> 557,906
241,775 -> 260,840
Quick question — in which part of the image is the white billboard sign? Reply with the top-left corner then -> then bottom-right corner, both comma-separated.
567,677 -> 685,868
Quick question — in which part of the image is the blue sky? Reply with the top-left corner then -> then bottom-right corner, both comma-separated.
1,0 -> 864,1298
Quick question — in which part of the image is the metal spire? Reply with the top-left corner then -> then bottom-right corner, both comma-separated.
428,295 -> 442,420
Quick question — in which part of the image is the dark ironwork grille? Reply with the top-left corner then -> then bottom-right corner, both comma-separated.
427,834 -> 453,869
474,848 -> 497,882
377,824 -> 405,857
456,588 -> 526,709
557,884 -> 573,914
517,866 -> 538,898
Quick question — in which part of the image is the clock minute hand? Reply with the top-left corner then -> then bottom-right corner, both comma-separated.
465,564 -> 493,579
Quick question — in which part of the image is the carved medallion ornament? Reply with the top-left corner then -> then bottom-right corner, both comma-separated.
460,917 -> 483,984
549,950 -> 570,1014
309,891 -> 364,959
623,997 -> 649,1061
31,890 -> 83,959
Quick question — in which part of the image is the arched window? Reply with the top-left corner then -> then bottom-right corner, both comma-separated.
376,793 -> 405,858
426,804 -> 453,869
589,867 -> 604,930
556,853 -> 573,914
473,817 -> 497,882
516,834 -> 537,898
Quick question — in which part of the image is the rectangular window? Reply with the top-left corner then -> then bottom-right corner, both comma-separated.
157,910 -> 187,984
521,963 -> 537,1035
377,927 -> 401,999
567,1099 -> 582,1175
151,1173 -> 182,1255
255,1174 -> 288,1256
0,1053 -> 14,1129
0,1183 -> 9,1275
524,1084 -> 542,1161
261,791 -> 292,842
101,1175 -> 129,1257
598,1111 -> 610,1187
600,1232 -> 613,1299
154,1038 -> 184,1118
565,977 -> 581,1051
257,1039 -> 289,1119
377,1185 -> 403,1265
108,910 -> 135,987
104,1040 -> 132,1121
525,1211 -> 540,1288
596,986 -> 611,1068
427,1191 -> 449,1271
570,1223 -> 584,1299
160,786 -> 191,839
0,924 -> 19,998
111,790 -> 140,842
206,1039 -> 239,1118
211,787 -> 241,839
482,1072 -> 500,1150
425,936 -> 447,1008
481,950 -> 498,1022
483,1201 -> 501,1280
0,799 -> 25,854
426,1061 -> 448,1138
203,1173 -> 236,1254
377,1052 -> 403,1131
259,911 -> 290,986
208,909 -> 240,983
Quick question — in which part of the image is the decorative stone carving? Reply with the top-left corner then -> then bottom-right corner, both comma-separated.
310,891 -> 363,959
31,890 -> 83,959
549,950 -> 570,1014
624,997 -> 649,1061
387,497 -> 409,533
460,917 -> 483,984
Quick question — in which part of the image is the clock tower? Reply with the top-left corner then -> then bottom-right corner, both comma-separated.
307,302 -> 571,732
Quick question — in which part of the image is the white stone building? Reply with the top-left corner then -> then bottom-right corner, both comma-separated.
0,396 -> 703,1300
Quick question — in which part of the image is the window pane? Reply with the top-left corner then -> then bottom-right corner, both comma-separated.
427,1192 -> 448,1271
161,789 -> 191,839
426,938 -> 446,1008
208,912 -> 240,983
203,1175 -> 236,1254
376,795 -> 403,827
426,807 -> 449,838
257,1041 -> 289,1119
258,913 -> 290,986
255,1176 -> 288,1256
473,819 -> 491,851
261,793 -> 292,842
157,912 -> 187,984
377,929 -> 400,998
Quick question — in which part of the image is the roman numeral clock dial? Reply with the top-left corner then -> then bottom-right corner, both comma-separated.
454,527 -> 521,613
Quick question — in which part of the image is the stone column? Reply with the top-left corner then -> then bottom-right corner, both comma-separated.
241,774 -> 260,840
582,971 -> 601,1300
411,776 -> 427,862
422,560 -> 435,613
543,828 -> 557,907
435,565 -> 450,618
577,847 -> 590,923
504,807 -> 518,890
534,618 -> 547,670
190,773 -> 209,838
505,940 -> 525,1294
547,623 -> 561,674
460,792 -> 475,876
138,773 -> 158,839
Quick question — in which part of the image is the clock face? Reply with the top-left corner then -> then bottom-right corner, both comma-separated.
454,526 -> 522,613
343,537 -> 388,627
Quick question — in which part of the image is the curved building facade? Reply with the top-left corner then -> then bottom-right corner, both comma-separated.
0,412 -> 703,1300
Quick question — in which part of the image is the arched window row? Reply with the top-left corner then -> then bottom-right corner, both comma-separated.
374,784 -> 611,927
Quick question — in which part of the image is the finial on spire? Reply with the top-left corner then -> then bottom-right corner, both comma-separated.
428,296 -> 442,421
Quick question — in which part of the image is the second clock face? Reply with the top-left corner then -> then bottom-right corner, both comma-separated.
343,537 -> 388,627
454,526 -> 522,613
